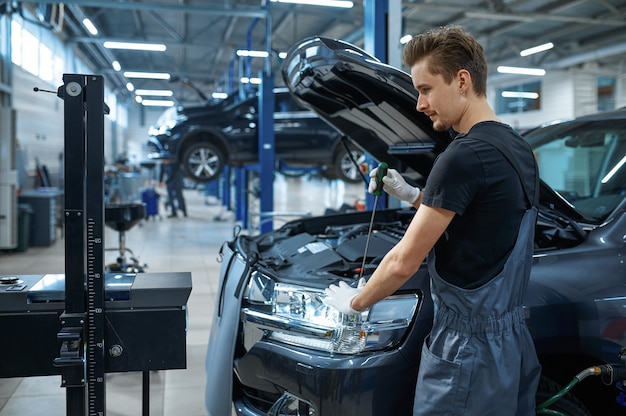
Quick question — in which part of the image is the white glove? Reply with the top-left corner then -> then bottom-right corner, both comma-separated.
368,167 -> 420,204
323,278 -> 366,315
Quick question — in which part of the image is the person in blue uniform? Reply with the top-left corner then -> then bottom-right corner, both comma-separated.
159,160 -> 187,218
324,25 -> 541,415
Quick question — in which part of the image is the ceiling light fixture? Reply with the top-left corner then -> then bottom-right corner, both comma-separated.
497,66 -> 546,76
270,0 -> 353,8
123,71 -> 171,80
141,99 -> 175,107
82,18 -> 98,35
501,91 -> 539,99
104,41 -> 167,51
125,82 -> 134,92
135,89 -> 173,96
112,61 -> 121,71
212,92 -> 229,99
400,34 -> 413,44
236,50 -> 269,58
520,42 -> 554,57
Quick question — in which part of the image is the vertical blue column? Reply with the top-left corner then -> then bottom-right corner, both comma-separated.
364,0 -> 389,211
258,73 -> 275,233
221,165 -> 231,211
235,166 -> 247,228
364,0 -> 389,61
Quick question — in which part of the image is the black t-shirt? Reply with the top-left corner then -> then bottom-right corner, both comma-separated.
421,121 -> 536,289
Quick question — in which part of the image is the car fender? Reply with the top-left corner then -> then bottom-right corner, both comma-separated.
205,242 -> 250,416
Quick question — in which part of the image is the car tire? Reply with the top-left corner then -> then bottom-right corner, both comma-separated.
535,376 -> 592,416
331,146 -> 366,184
181,141 -> 225,183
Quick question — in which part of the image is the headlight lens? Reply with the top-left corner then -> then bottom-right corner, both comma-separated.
242,272 -> 420,354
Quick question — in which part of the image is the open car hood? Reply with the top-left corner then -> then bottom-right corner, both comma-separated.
281,36 -> 451,186
281,36 -> 585,222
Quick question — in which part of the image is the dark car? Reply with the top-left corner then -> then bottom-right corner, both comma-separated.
146,88 -> 365,183
204,37 -> 626,416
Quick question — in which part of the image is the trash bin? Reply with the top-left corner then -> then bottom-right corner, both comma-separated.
15,203 -> 33,252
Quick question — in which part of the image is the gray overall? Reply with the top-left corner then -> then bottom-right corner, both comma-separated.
412,207 -> 541,415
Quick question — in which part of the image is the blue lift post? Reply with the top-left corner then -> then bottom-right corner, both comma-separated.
233,7 -> 274,233
221,165 -> 231,210
257,4 -> 275,234
257,73 -> 275,233
364,0 -> 389,211
235,166 -> 247,226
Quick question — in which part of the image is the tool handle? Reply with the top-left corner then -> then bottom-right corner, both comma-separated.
373,162 -> 388,196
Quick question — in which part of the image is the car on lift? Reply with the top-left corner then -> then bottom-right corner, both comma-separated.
204,37 -> 626,416
146,88 -> 365,184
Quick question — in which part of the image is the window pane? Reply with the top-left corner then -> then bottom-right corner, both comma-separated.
39,43 -> 53,81
597,77 -> 615,112
21,29 -> 39,76
11,20 -> 22,66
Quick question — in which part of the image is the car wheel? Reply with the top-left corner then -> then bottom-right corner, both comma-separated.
535,376 -> 592,416
332,146 -> 366,184
181,142 -> 225,183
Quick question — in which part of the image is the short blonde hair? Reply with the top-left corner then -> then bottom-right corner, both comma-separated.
402,25 -> 488,97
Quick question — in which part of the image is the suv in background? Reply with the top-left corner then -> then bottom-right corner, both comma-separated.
146,88 -> 364,183
204,37 -> 626,416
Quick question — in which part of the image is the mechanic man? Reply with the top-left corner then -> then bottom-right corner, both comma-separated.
159,159 -> 188,218
324,26 -> 541,415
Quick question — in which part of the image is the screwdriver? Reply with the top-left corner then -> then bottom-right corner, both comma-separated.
359,162 -> 388,279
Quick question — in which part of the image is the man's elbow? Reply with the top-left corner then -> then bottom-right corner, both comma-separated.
385,256 -> 418,284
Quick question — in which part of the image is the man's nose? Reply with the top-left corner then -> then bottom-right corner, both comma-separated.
416,94 -> 427,112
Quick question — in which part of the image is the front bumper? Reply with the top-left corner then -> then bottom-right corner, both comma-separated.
145,136 -> 174,160
232,340 -> 419,416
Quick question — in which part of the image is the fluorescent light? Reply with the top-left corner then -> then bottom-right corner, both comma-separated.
501,91 -> 539,99
520,42 -> 554,57
240,77 -> 262,84
135,89 -> 173,96
212,92 -> 228,99
141,99 -> 174,107
104,41 -> 166,51
270,0 -> 353,8
126,82 -> 134,92
278,52 -> 287,59
135,96 -> 143,103
400,34 -> 413,44
236,49 -> 269,58
497,66 -> 546,76
112,60 -> 121,71
82,18 -> 98,35
123,71 -> 171,80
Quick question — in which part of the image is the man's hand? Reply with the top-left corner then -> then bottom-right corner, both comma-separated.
323,278 -> 366,315
368,167 -> 420,204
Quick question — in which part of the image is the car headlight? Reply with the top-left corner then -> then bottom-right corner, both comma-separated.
242,271 -> 420,354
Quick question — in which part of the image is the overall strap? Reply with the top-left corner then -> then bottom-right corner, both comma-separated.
472,133 -> 540,207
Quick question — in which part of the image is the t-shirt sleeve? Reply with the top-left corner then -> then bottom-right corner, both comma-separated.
421,141 -> 484,215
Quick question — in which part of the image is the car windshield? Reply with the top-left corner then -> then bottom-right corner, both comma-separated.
154,106 -> 178,127
525,116 -> 626,223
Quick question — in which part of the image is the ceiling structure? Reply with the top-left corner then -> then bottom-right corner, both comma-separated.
16,0 -> 626,105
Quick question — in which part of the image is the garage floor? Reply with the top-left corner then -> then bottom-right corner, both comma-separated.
0,174 -> 366,416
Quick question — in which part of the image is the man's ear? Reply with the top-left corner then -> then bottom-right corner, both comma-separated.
457,69 -> 471,95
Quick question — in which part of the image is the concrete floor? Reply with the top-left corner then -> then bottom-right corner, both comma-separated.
0,173 -> 365,416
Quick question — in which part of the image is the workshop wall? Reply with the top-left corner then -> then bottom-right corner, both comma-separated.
13,67 -> 124,187
494,63 -> 626,131
13,66 -> 64,186
125,102 -> 162,165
